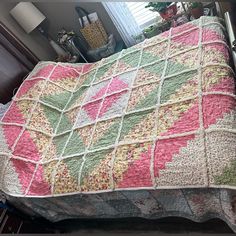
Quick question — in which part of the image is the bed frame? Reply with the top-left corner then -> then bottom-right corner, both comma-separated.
224,12 -> 236,71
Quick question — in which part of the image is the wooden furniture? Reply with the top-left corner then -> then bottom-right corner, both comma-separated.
0,22 -> 39,104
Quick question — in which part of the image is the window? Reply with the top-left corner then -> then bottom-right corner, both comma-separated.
126,2 -> 161,30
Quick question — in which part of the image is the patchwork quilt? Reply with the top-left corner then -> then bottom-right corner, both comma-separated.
0,16 -> 235,197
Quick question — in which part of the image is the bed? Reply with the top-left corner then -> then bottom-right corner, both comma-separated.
0,16 -> 236,231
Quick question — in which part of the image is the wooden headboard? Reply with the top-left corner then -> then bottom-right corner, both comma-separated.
0,22 -> 39,104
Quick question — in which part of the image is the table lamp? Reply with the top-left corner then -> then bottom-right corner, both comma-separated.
10,2 -> 67,57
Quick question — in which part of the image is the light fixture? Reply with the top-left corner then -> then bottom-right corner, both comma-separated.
10,2 -> 67,57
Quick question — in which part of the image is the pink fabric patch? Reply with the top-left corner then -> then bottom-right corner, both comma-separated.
205,76 -> 235,94
50,65 -> 80,81
3,125 -> 22,150
28,164 -> 51,196
203,95 -> 236,129
2,102 -> 26,124
11,158 -> 35,194
16,78 -> 43,98
99,91 -> 127,118
82,64 -> 94,74
31,64 -> 54,78
82,99 -> 102,120
117,145 -> 152,188
13,130 -> 41,161
171,28 -> 200,46
107,77 -> 128,94
202,28 -> 224,43
161,101 -> 200,136
91,77 -> 128,101
203,44 -> 229,58
172,23 -> 197,35
154,134 -> 195,177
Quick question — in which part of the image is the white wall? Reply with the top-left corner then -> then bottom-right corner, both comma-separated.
0,1 -> 56,60
0,2 -> 122,61
34,2 -> 122,44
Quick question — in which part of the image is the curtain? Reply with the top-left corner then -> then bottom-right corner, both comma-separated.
102,2 -> 143,47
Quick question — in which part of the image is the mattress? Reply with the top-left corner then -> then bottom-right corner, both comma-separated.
0,16 -> 236,230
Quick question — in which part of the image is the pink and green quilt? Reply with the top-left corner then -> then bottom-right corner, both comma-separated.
0,16 -> 235,197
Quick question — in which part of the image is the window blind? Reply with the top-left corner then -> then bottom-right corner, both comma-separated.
126,2 -> 161,29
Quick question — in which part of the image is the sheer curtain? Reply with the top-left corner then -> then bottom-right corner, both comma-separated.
102,2 -> 143,47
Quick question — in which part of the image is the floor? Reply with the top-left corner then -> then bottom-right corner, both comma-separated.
20,217 -> 234,234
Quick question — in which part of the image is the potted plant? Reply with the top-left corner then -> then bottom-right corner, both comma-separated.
145,2 -> 177,20
189,2 -> 204,19
143,25 -> 162,39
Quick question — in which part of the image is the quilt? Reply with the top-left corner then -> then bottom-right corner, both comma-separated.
0,16 -> 235,197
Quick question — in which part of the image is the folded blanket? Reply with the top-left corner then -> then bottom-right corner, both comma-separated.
0,16 -> 235,197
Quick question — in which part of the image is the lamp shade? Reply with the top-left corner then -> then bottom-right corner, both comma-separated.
10,2 -> 46,34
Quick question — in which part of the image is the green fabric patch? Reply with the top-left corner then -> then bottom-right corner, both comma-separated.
63,156 -> 84,180
65,86 -> 89,109
166,60 -> 188,76
120,50 -> 141,68
64,131 -> 85,156
41,91 -> 71,110
161,70 -> 197,103
95,61 -> 116,80
56,113 -> 74,134
90,118 -> 121,150
143,60 -> 166,77
78,70 -> 96,88
214,160 -> 236,185
52,132 -> 71,156
119,109 -> 154,141
80,149 -> 112,184
133,85 -> 159,111
43,105 -> 61,133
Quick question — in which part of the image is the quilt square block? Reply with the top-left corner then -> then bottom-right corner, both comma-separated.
76,69 -> 96,88
90,117 -> 122,150
13,129 -> 51,161
2,100 -> 36,125
63,125 -> 94,156
84,79 -> 112,104
27,164 -> 52,196
80,149 -> 113,192
169,28 -> 200,55
40,81 -> 72,110
141,40 -> 168,66
201,43 -> 229,66
134,61 -> 165,87
202,24 -> 226,43
202,94 -> 236,130
117,50 -> 141,74
3,158 -> 37,195
94,61 -> 117,83
205,131 -> 236,186
113,142 -> 153,188
165,49 -> 199,77
30,63 -> 55,79
201,66 -> 235,94
157,99 -> 199,136
56,106 -> 81,134
161,70 -> 198,104
154,133 -> 206,186
48,132 -> 71,158
127,82 -> 159,112
119,109 -> 156,143
53,159 -> 80,194
49,65 -> 80,91
65,86 -> 89,110
28,103 -> 62,134
16,78 -> 46,99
